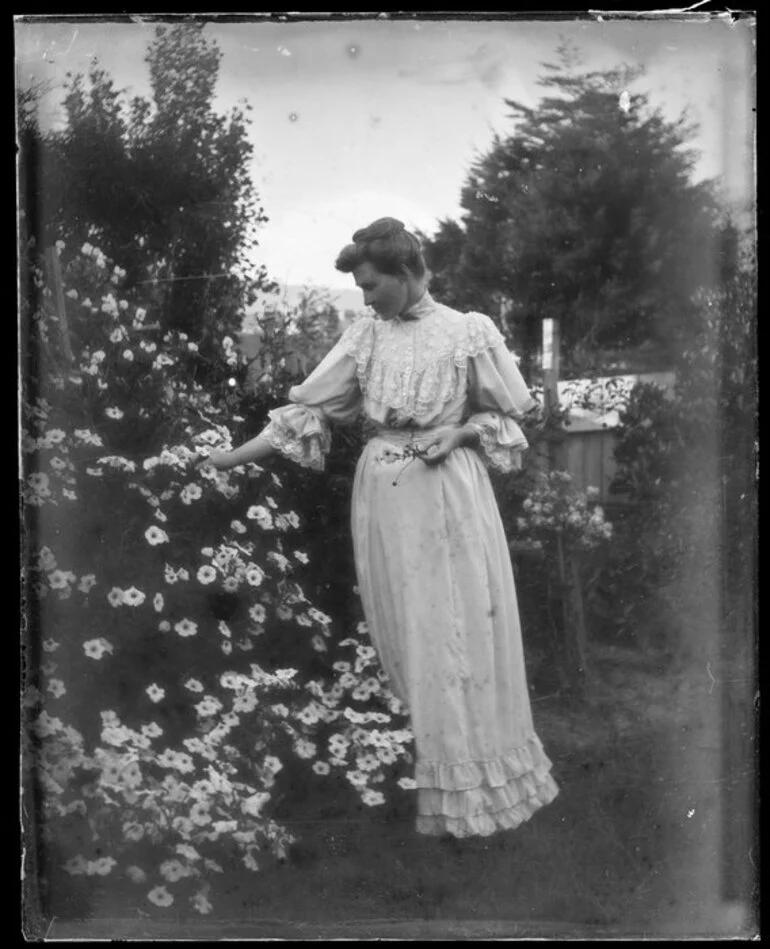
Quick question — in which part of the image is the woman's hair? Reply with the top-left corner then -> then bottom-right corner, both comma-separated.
334,217 -> 427,278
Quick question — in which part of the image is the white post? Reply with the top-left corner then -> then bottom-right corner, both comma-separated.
542,318 -> 561,471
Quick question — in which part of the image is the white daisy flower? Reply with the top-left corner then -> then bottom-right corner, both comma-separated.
122,823 -> 145,842
293,738 -> 317,760
78,574 -> 97,593
46,679 -> 66,698
191,891 -> 213,915
160,859 -> 189,883
346,769 -> 369,789
148,885 -> 174,907
196,566 -> 217,585
246,505 -> 273,529
83,638 -> 113,660
361,788 -> 386,807
241,791 -> 271,818
146,683 -> 165,703
107,587 -> 124,607
27,472 -> 51,492
145,526 -> 169,546
47,569 -> 72,590
194,696 -> 222,717
189,801 -> 212,826
123,586 -> 146,607
175,619 -> 198,638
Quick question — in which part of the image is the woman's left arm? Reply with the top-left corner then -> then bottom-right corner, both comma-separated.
421,423 -> 480,466
461,315 -> 537,473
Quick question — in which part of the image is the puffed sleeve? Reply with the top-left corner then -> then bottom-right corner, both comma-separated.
464,313 -> 538,473
259,318 -> 373,471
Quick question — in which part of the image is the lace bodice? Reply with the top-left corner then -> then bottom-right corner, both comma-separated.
260,291 -> 536,471
336,296 -> 517,424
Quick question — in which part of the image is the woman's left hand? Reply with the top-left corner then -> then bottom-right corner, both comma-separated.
421,429 -> 466,467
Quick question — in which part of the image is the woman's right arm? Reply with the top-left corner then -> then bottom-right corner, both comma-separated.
206,435 -> 274,471
204,317 -> 373,474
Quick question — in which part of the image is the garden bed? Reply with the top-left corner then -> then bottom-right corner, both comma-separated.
31,643 -> 717,937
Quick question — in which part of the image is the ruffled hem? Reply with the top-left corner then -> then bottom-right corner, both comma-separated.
416,773 -> 559,838
466,413 -> 529,473
261,404 -> 331,472
413,736 -> 559,838
415,735 -> 552,791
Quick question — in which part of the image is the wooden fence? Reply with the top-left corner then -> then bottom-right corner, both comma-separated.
560,418 -> 622,505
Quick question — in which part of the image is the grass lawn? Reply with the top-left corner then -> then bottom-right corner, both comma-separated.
33,640 -> 749,940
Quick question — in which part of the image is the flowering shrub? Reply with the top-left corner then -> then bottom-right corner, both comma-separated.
515,470 -> 613,551
508,470 -> 613,692
21,239 -> 414,917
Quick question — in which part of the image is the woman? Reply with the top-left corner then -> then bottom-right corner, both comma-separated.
206,218 -> 559,837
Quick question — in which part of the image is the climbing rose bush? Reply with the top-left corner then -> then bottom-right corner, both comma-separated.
21,239 -> 414,915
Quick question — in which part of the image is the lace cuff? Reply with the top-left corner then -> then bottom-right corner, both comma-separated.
261,404 -> 331,472
466,411 -> 528,473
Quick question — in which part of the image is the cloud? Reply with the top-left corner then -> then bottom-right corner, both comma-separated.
397,41 -> 508,91
468,43 -> 508,91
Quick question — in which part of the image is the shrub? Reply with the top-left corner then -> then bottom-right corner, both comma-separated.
597,266 -> 756,653
21,240 -> 414,917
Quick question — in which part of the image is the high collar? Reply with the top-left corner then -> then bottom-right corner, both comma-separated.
397,290 -> 436,322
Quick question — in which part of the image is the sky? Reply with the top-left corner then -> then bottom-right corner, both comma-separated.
16,14 -> 755,295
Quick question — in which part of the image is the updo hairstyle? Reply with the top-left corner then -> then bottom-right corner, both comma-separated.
334,217 -> 427,279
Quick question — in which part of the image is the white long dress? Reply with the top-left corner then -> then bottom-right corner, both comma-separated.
261,291 -> 559,837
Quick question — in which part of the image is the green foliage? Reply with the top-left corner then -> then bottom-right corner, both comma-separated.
19,22 -> 274,346
596,253 -> 756,650
21,240 -> 416,918
419,44 -> 721,374
242,287 -> 344,395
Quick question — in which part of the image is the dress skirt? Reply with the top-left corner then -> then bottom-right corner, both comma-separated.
351,427 -> 560,838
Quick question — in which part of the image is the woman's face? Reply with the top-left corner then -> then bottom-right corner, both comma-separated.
352,261 -> 409,321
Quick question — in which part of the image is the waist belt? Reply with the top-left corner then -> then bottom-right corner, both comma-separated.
366,425 -> 460,446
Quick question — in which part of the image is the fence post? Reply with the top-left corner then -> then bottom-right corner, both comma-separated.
543,318 -> 590,694
44,247 -> 74,365
542,317 -> 564,472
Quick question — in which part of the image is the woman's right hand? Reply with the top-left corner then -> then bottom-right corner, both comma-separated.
195,448 -> 233,470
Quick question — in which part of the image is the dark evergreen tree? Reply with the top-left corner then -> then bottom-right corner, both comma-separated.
420,44 -> 722,376
20,23 -> 275,351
